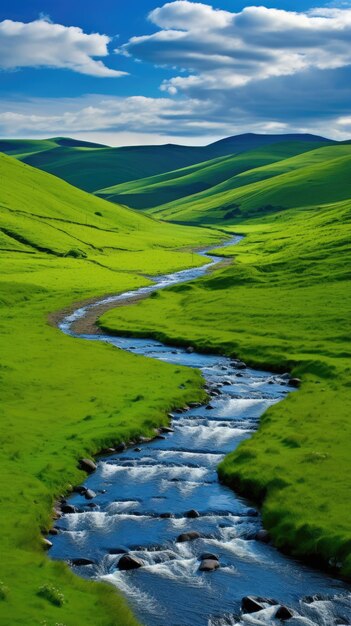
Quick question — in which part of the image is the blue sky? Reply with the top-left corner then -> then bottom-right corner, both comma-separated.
0,0 -> 350,144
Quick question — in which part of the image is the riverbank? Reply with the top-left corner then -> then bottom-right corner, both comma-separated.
99,200 -> 351,579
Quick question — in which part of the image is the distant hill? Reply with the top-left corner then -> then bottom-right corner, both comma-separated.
0,133 -> 334,194
96,140 -> 331,209
146,144 -> 351,224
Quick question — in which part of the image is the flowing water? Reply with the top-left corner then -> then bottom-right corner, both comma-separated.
50,238 -> 351,625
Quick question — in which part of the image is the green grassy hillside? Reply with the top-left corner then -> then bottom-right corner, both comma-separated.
100,196 -> 351,577
148,144 -> 351,224
96,141 -> 329,209
0,133 -> 332,194
0,153 -> 222,626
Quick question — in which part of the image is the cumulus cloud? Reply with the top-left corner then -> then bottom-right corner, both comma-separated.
0,78 -> 350,145
0,18 -> 126,77
119,2 -> 351,94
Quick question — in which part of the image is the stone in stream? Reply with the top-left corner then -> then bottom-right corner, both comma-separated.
79,458 -> 97,474
275,605 -> 294,620
49,528 -> 59,536
71,558 -> 95,566
117,554 -> 144,570
199,559 -> 220,572
42,538 -> 53,550
160,513 -> 173,518
236,361 -> 247,369
241,596 -> 266,614
186,346 -> 194,353
101,447 -> 115,454
289,377 -> 301,388
134,447 -> 141,452
115,442 -> 127,452
256,529 -> 271,543
160,426 -> 174,433
61,504 -> 77,514
200,553 -> 219,562
176,531 -> 201,543
84,489 -> 96,500
73,485 -> 87,494
185,509 -> 200,518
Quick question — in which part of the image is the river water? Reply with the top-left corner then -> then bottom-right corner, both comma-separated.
50,238 -> 351,625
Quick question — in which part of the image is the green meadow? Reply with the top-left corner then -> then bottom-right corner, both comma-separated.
147,143 -> 351,223
0,153 -> 221,626
96,140 -> 330,209
100,198 -> 351,576
1,132 -> 351,625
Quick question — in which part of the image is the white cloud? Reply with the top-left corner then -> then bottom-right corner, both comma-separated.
0,89 -> 350,145
0,18 -> 126,77
119,2 -> 351,94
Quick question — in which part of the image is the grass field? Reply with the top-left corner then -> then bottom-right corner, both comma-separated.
96,140 -> 330,209
100,197 -> 351,577
0,154 -> 222,626
147,143 -> 351,224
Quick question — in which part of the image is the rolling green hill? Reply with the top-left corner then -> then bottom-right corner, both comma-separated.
0,153 -> 222,626
0,132 -> 332,194
147,144 -> 351,224
96,140 -> 330,209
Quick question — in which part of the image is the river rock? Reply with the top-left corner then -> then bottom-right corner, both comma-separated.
139,436 -> 152,443
256,529 -> 271,543
73,485 -> 87,494
118,554 -> 144,570
61,504 -> 77,514
101,447 -> 115,454
71,558 -> 95,566
241,596 -> 265,614
176,531 -> 201,543
42,538 -> 53,549
280,373 -> 291,380
186,346 -> 194,353
134,447 -> 141,452
236,361 -> 247,369
160,512 -> 173,518
79,458 -> 97,474
199,559 -> 220,572
49,528 -> 59,536
160,426 -> 174,433
185,509 -> 200,518
275,605 -> 294,620
200,553 -> 219,562
115,442 -> 127,452
289,377 -> 301,387
84,489 -> 96,500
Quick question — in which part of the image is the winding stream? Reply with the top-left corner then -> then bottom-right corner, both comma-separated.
50,237 -> 350,626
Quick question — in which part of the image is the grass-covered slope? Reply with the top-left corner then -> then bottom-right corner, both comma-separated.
0,153 -> 222,626
100,198 -> 351,577
0,132 -> 332,194
96,141 -> 328,209
148,144 -> 351,224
